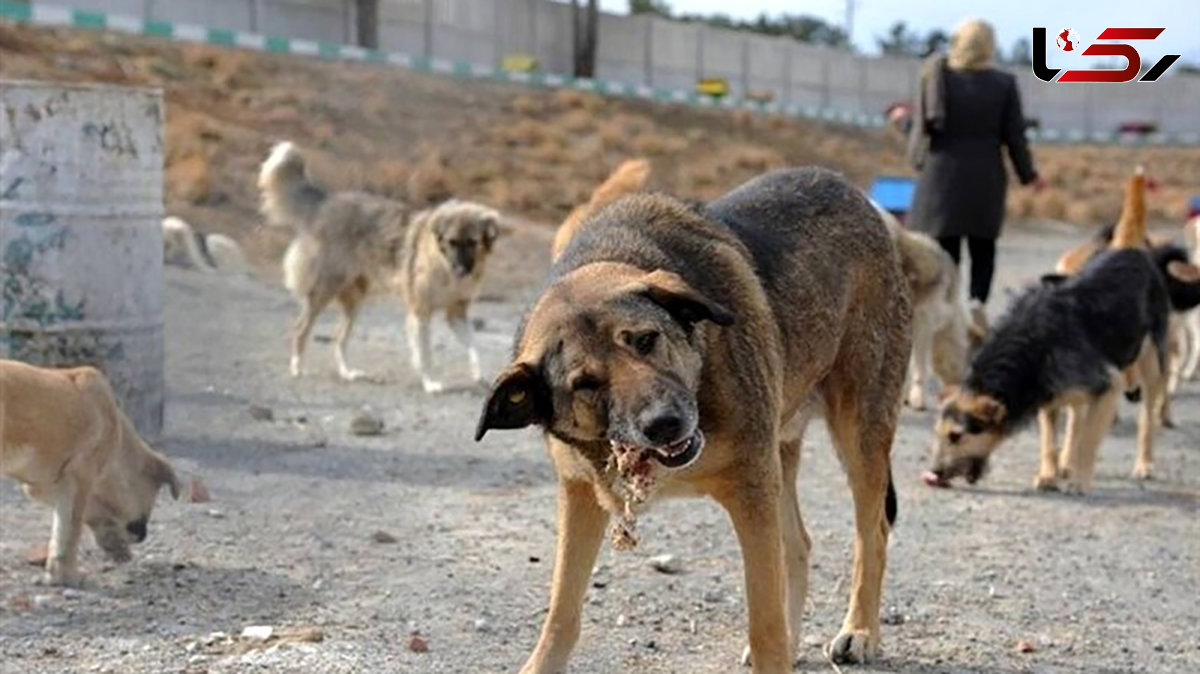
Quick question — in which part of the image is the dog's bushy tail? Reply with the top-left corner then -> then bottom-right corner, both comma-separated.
1110,165 -> 1147,250
552,158 -> 651,259
885,467 -> 898,527
258,141 -> 327,230
589,158 -> 651,208
162,216 -> 216,271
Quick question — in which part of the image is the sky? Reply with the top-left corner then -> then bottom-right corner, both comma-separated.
596,0 -> 1200,65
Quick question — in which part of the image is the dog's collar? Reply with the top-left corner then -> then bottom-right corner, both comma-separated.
546,428 -> 608,452
546,429 -> 612,469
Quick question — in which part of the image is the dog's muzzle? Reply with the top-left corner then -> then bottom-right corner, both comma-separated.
612,429 -> 705,470
126,517 -> 148,543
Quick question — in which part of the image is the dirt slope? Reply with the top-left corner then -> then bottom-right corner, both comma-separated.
2,21 -> 1199,274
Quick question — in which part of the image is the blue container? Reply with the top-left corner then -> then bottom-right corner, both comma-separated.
868,175 -> 917,219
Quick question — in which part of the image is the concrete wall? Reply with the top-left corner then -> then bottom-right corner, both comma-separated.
41,0 -> 1200,134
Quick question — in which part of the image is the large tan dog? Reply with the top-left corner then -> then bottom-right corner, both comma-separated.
0,360 -> 181,586
476,168 -> 911,671
260,142 -> 501,391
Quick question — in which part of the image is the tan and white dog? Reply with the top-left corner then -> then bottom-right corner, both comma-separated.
1180,216 -> 1200,381
161,216 -> 249,275
0,360 -> 181,586
870,201 -> 971,410
260,142 -> 501,390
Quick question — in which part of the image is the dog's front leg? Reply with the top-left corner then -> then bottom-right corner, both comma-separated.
446,301 -> 483,385
1034,407 -> 1060,491
1075,386 -> 1120,491
1059,403 -> 1088,492
521,479 -> 609,674
46,479 -> 89,586
716,479 -> 791,673
405,312 -> 443,394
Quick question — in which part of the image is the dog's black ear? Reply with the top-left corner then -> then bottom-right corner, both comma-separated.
480,214 -> 499,249
638,269 -> 735,328
149,454 -> 182,500
476,362 -> 548,441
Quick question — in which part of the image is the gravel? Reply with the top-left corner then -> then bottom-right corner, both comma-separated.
1,225 -> 1197,673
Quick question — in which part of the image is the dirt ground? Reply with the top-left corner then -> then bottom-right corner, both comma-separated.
1,219 -> 1198,674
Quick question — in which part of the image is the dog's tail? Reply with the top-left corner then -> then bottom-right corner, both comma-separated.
258,141 -> 327,230
885,467 -> 898,527
552,158 -> 651,259
1110,165 -> 1147,250
588,158 -> 651,208
162,216 -> 217,271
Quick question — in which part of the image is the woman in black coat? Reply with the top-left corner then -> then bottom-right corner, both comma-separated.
908,18 -> 1041,310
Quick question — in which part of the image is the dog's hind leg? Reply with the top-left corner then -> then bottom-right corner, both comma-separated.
333,278 -> 369,381
406,311 -> 443,394
906,310 -> 933,410
1183,310 -> 1200,380
520,475 -> 609,674
446,300 -> 484,385
822,386 -> 894,664
1034,407 -> 1061,491
46,479 -> 90,586
290,292 -> 330,378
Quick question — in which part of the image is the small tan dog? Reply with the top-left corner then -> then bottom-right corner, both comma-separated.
0,360 -> 181,586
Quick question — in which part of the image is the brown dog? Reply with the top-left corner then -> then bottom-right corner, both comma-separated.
476,168 -> 911,671
551,158 -> 650,260
0,360 -> 181,586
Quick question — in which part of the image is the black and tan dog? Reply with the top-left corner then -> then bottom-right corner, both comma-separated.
930,170 -> 1200,491
476,168 -> 911,671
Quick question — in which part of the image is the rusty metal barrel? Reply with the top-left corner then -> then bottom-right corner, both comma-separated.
1,80 -> 165,438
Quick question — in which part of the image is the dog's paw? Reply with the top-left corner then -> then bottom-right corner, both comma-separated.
289,358 -> 304,378
906,387 -> 926,411
1131,464 -> 1154,481
421,378 -> 446,395
338,368 -> 368,382
826,631 -> 876,664
1161,415 -> 1176,430
1061,479 -> 1088,496
44,564 -> 83,588
740,645 -> 752,667
1033,474 -> 1059,492
826,630 -> 878,664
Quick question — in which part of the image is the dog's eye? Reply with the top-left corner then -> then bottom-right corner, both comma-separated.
963,416 -> 985,435
570,374 -> 604,393
631,331 -> 659,356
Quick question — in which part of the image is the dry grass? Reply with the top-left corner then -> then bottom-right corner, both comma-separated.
1,22 -> 1197,273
